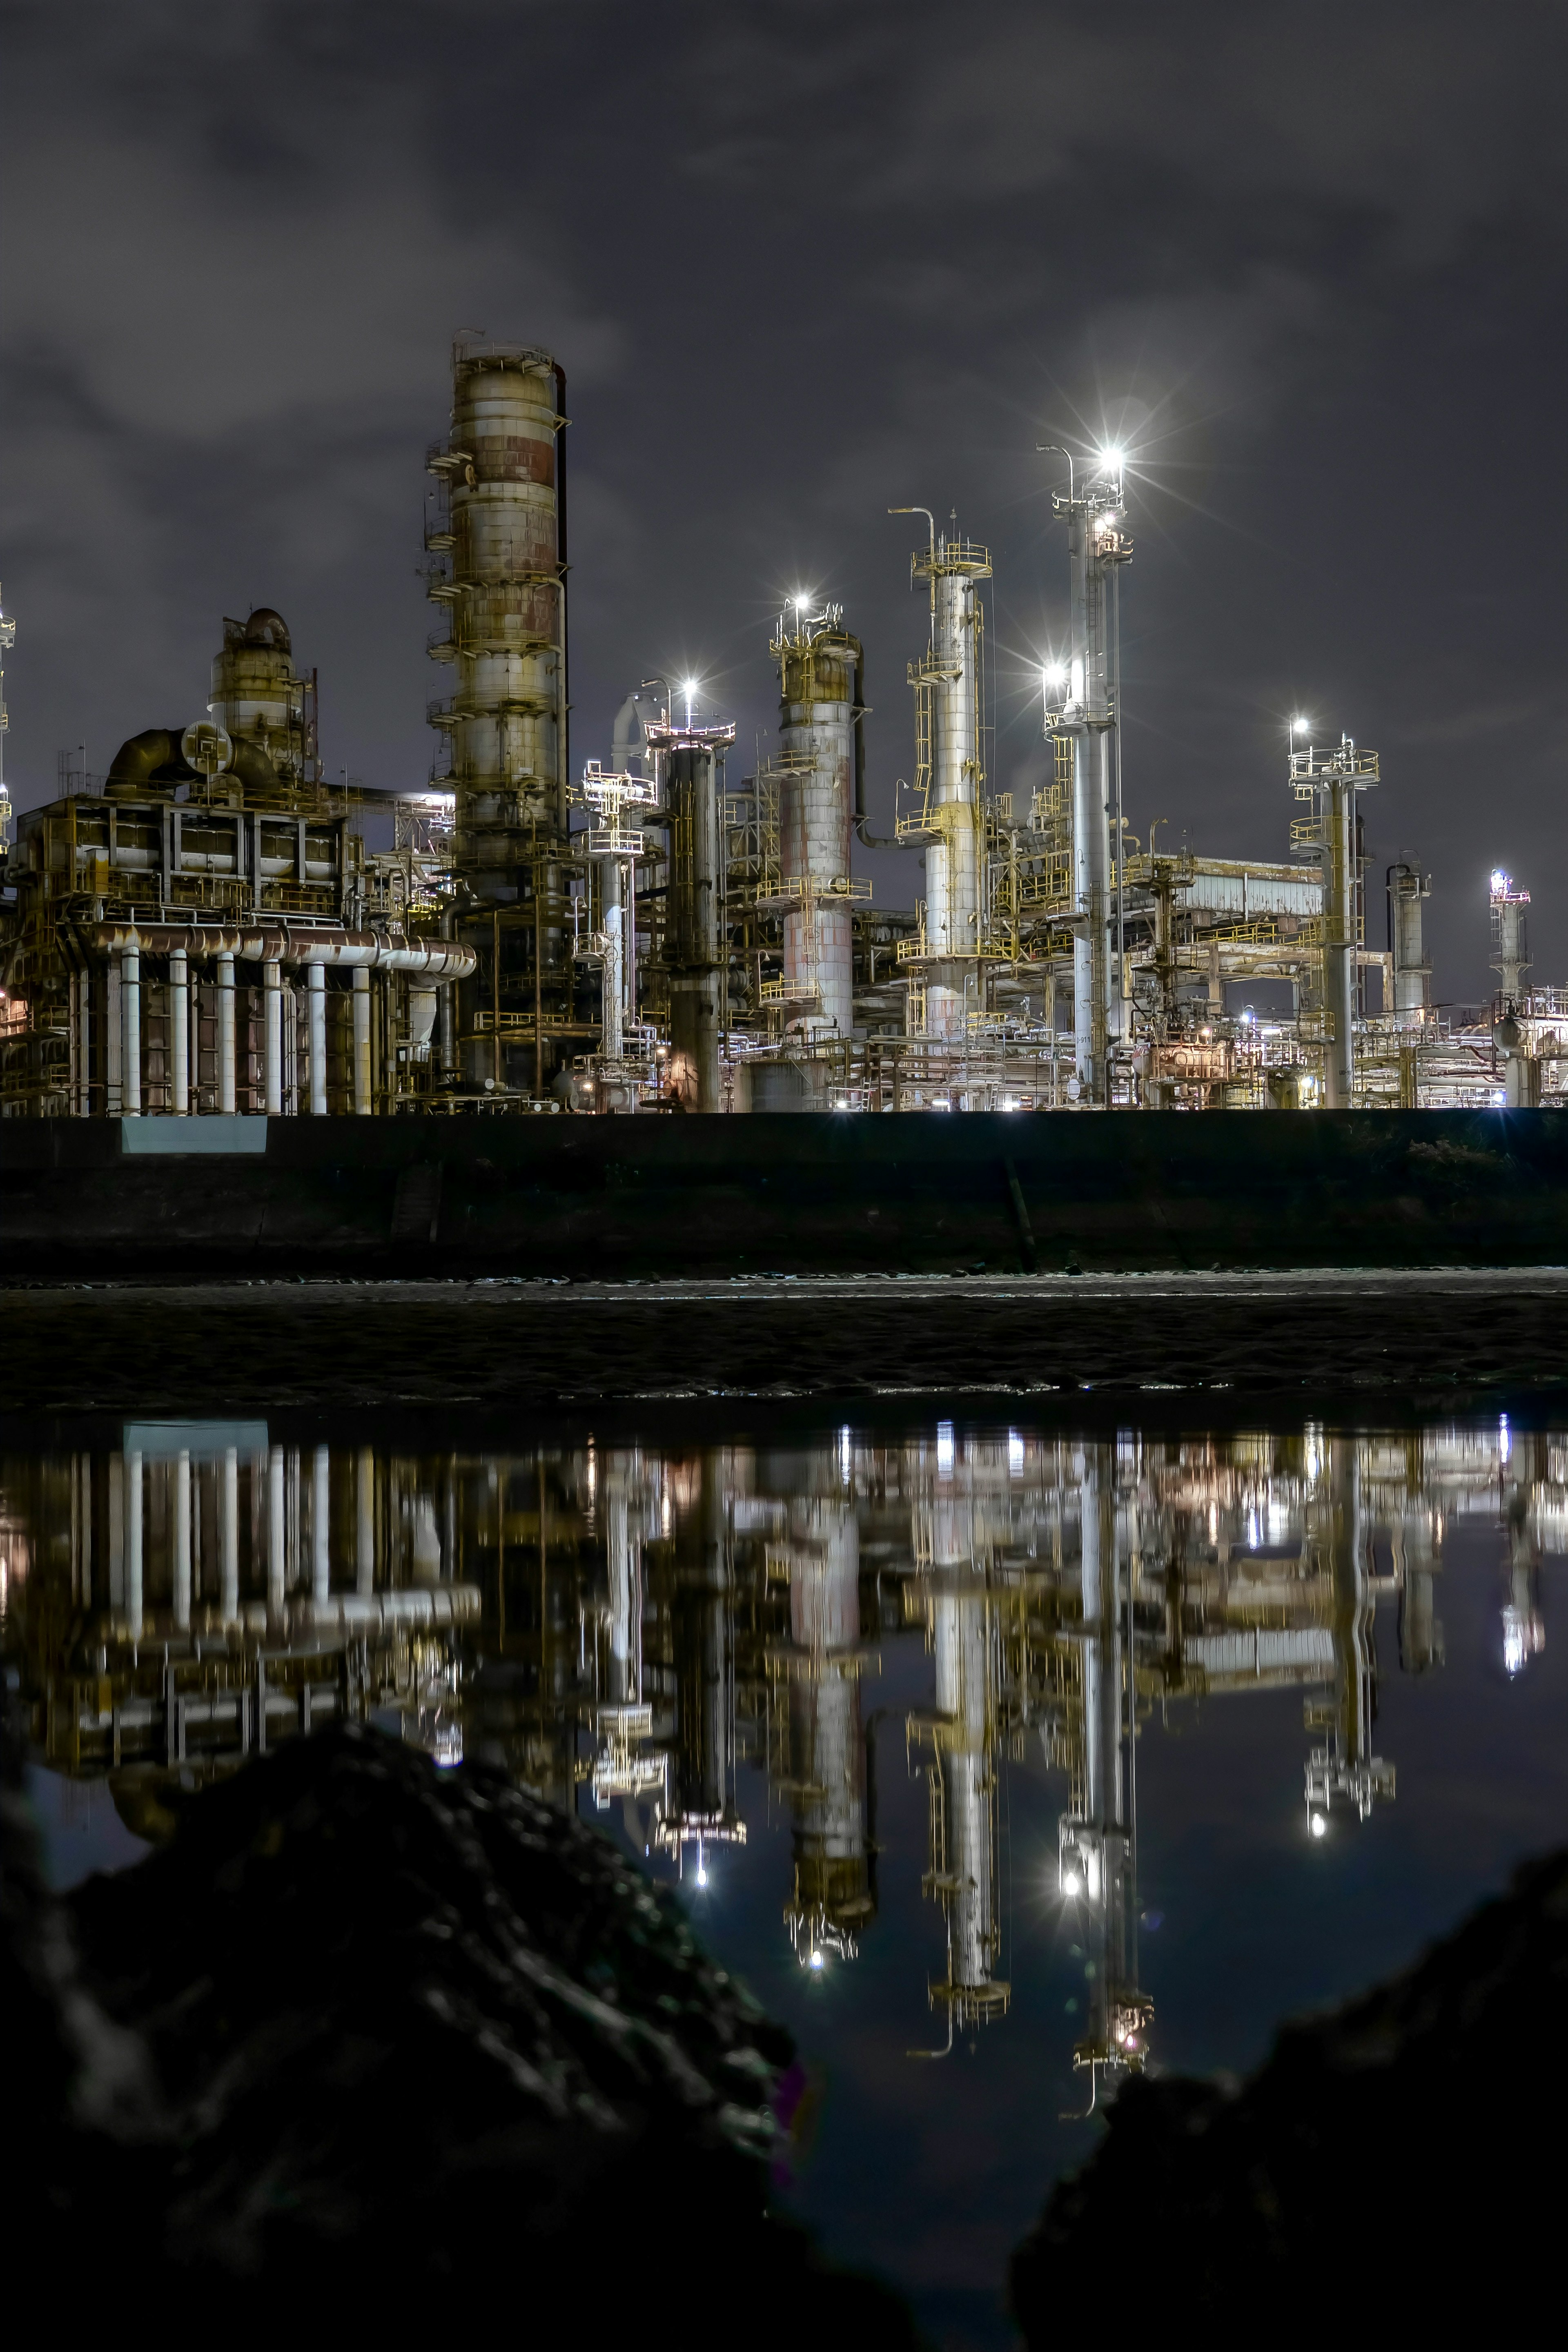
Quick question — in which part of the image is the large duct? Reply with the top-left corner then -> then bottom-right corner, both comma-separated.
772,605 -> 858,1042
428,342 -> 566,889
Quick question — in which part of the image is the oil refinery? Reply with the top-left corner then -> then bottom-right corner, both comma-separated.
0,336 -> 1557,1121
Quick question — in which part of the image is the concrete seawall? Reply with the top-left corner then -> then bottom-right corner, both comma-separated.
2,1108 -> 1567,1278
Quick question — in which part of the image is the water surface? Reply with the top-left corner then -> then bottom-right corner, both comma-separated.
5,1405 -> 1565,2348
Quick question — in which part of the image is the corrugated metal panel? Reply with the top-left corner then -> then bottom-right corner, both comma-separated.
1184,872 -> 1323,917
1185,1626 -> 1335,1677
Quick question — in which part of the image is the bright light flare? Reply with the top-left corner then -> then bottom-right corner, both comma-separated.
1099,443 -> 1126,471
808,1950 -> 825,1971
1290,716 -> 1311,735
1062,1871 -> 1083,1899
1309,1813 -> 1327,1840
1043,661 -> 1069,687
695,1864 -> 708,1887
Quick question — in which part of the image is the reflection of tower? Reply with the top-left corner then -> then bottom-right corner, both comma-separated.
909,1444 -> 1009,2046
1501,1423 -> 1546,1679
1395,1503 -> 1444,1675
1058,1447 -> 1150,2095
591,1454 -> 666,1809
774,1495 -> 872,1967
1305,1438 -> 1395,1824
658,1454 -> 746,1879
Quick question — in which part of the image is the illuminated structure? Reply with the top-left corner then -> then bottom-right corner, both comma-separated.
4,338 -> 1563,1118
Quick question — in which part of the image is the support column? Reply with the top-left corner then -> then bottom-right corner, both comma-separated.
216,953 -> 236,1114
312,1443 -> 331,1604
353,966 -> 372,1113
264,959 -> 283,1116
307,960 -> 327,1114
121,942 -> 141,1116
75,968 -> 91,1115
170,949 -> 189,1114
221,1445 -> 239,1623
174,1449 -> 192,1629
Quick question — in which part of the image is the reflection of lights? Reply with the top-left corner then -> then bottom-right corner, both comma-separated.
695,1865 -> 708,1887
1310,1813 -> 1327,1840
1009,1430 -> 1025,1475
937,1421 -> 955,1478
808,1950 -> 824,1971
1499,1412 -> 1512,1465
1062,1872 -> 1083,1899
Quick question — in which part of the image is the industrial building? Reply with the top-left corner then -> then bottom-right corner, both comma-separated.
0,343 -> 1553,1117
3,1414 -> 1547,2082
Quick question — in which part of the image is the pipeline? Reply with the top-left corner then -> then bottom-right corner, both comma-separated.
83,923 -> 476,978
106,730 -> 195,788
851,644 -> 903,850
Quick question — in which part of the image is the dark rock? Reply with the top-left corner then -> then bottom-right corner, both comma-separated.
1011,1848 -> 1568,2336
10,1713 -> 917,2341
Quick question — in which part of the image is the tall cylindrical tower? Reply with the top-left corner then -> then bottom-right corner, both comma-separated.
1052,463 -> 1131,1105
428,341 -> 566,889
1388,862 -> 1432,1019
648,716 -> 736,1111
1490,869 -> 1531,1005
906,530 -> 991,1040
772,604 -> 858,1042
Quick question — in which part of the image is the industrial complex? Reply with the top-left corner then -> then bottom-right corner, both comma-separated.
0,335 -> 1556,1119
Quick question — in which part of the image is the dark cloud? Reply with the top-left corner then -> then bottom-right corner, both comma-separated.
3,0 -> 1564,993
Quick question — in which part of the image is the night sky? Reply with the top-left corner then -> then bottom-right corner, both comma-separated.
4,0 -> 1566,1004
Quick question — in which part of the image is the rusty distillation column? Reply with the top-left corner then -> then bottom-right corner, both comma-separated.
427,340 -> 568,1089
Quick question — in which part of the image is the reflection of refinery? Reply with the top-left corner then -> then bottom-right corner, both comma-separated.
2,1415 -> 1558,2071
1,350 -> 1559,1118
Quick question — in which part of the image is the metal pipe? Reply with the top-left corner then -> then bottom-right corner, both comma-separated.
356,1448 -> 375,1595
352,966 -> 371,1112
120,942 -> 141,1115
216,952 -> 236,1113
170,947 -> 189,1114
264,959 -> 283,1116
84,922 -> 475,977
106,963 -> 121,1114
306,959 -> 327,1114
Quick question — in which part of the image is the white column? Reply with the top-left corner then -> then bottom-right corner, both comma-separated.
174,1450 -> 192,1628
217,953 -> 236,1113
356,1448 -> 375,1593
220,1445 -> 239,1621
353,966 -> 371,1114
264,959 -> 283,1115
121,943 -> 141,1115
170,949 -> 189,1114
267,1442 -> 286,1616
106,964 -> 122,1114
312,1443 -> 331,1603
125,1447 -> 143,1637
307,960 -> 327,1114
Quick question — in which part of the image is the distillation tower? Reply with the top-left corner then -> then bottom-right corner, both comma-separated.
769,602 -> 862,1042
896,515 -> 992,1039
647,710 -> 735,1110
1290,734 -> 1379,1108
426,340 -> 570,1092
